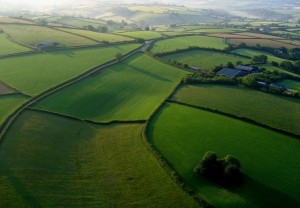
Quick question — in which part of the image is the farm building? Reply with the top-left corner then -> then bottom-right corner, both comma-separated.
217,65 -> 257,78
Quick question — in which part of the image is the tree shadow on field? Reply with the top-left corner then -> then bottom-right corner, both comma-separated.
129,65 -> 171,82
234,175 -> 300,208
49,49 -> 75,58
0,161 -> 42,207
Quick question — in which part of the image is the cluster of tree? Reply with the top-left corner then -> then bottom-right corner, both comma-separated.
183,71 -> 237,85
83,25 -> 108,33
194,152 -> 243,187
252,55 -> 268,64
272,60 -> 300,74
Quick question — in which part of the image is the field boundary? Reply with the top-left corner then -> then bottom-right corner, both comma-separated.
167,99 -> 300,139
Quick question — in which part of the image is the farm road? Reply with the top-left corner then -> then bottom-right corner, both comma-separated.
0,41 -> 151,141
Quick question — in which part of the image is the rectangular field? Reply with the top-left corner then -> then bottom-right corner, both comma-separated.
231,48 -> 286,63
0,24 -> 98,47
0,94 -> 28,126
148,102 -> 300,207
234,32 -> 286,40
34,53 -> 186,122
277,79 -> 300,91
171,84 -> 300,135
0,33 -> 32,56
228,38 -> 297,49
59,28 -> 133,42
151,35 -> 228,54
163,50 -> 250,69
0,110 -> 198,207
0,44 -> 140,95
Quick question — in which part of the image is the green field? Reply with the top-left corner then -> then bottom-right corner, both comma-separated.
0,24 -> 97,47
0,33 -> 31,56
118,31 -> 163,40
0,110 -> 198,207
0,94 -> 28,126
187,28 -> 239,33
34,53 -> 186,122
151,35 -> 228,54
258,64 -> 300,78
57,18 -> 104,28
163,50 -> 250,69
148,102 -> 300,207
172,84 -> 300,135
277,79 -> 300,91
232,48 -> 286,63
0,44 -> 140,96
59,28 -> 133,42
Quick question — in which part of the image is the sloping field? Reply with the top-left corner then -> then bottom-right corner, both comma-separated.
0,110 -> 199,207
234,32 -> 285,40
277,79 -> 300,91
57,18 -> 104,28
34,53 -> 186,122
163,50 -> 250,69
0,17 -> 34,24
148,102 -> 300,207
151,35 -> 227,54
187,28 -> 238,33
208,33 -> 252,39
0,94 -> 28,126
258,64 -> 300,78
118,31 -> 163,40
228,38 -> 297,49
59,28 -> 133,42
172,84 -> 300,135
0,24 -> 97,47
0,44 -> 140,95
278,39 -> 300,47
0,33 -> 31,56
232,48 -> 286,63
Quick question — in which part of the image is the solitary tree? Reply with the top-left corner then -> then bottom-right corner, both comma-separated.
115,53 -> 123,62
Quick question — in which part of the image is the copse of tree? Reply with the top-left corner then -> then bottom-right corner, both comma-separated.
252,55 -> 268,64
194,152 -> 243,187
98,25 -> 108,33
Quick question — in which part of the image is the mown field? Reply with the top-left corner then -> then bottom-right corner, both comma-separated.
228,38 -> 296,49
0,24 -> 98,47
0,94 -> 28,126
118,31 -> 163,40
59,28 -> 133,43
171,84 -> 300,135
163,50 -> 250,69
231,48 -> 286,63
57,18 -> 104,28
148,102 -> 300,207
277,79 -> 300,91
0,81 -> 14,95
0,44 -> 140,95
34,53 -> 186,122
0,17 -> 34,24
0,110 -> 199,207
0,33 -> 32,56
234,32 -> 285,40
187,28 -> 239,33
151,35 -> 227,54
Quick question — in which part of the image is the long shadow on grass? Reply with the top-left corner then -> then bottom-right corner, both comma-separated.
0,161 -> 42,207
235,175 -> 300,208
129,65 -> 171,82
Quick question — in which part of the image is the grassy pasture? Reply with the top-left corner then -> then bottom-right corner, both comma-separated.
278,39 -> 300,46
163,50 -> 250,69
57,18 -> 104,28
228,38 -> 297,49
231,48 -> 286,63
258,64 -> 300,78
187,28 -> 239,33
0,94 -> 28,126
118,31 -> 163,40
172,84 -> 300,135
0,33 -> 31,56
59,28 -> 133,42
0,17 -> 34,24
0,110 -> 199,207
0,44 -> 140,95
277,79 -> 300,91
151,36 -> 227,54
208,33 -> 252,39
128,6 -> 171,13
34,53 -> 186,122
148,102 -> 300,207
0,24 -> 97,47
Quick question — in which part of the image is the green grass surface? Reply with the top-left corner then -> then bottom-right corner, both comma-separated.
118,31 -> 163,40
0,24 -> 97,47
187,28 -> 239,33
258,64 -> 300,78
0,110 -> 199,207
232,48 -> 286,63
0,33 -> 31,56
57,18 -> 104,28
151,36 -> 227,54
0,94 -> 28,126
0,44 -> 140,96
34,53 -> 186,122
172,84 -> 300,135
163,50 -> 250,69
59,28 -> 133,42
277,79 -> 300,91
148,102 -> 300,207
